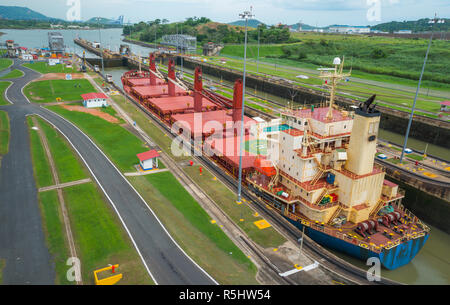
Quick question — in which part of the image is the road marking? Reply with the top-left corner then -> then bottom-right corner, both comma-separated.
254,219 -> 271,230
37,107 -> 218,285
279,261 -> 319,277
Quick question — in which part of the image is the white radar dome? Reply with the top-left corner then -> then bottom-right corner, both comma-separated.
333,57 -> 341,65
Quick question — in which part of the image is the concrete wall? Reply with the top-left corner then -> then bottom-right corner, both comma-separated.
386,175 -> 450,235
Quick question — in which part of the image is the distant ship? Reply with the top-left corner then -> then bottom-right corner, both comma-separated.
48,32 -> 65,55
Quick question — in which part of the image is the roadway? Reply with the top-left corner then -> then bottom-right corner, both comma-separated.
0,59 -> 216,285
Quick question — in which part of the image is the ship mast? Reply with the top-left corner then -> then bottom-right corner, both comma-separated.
318,57 -> 351,120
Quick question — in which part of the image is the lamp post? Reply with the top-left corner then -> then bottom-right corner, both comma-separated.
97,17 -> 105,76
257,25 -> 260,73
400,14 -> 445,163
237,7 -> 254,204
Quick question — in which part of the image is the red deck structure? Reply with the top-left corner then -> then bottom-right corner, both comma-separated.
148,96 -> 221,115
122,54 -> 256,176
204,131 -> 258,175
131,85 -> 187,99
171,110 -> 255,138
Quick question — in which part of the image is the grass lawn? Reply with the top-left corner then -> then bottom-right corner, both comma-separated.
0,110 -> 9,157
0,69 -> 24,79
0,259 -> 5,284
63,182 -> 154,284
0,81 -> 11,105
387,158 -> 406,165
47,105 -> 150,172
34,117 -> 89,183
129,174 -> 259,284
24,79 -> 96,103
37,190 -> 73,285
406,154 -> 425,162
110,95 -> 190,162
184,165 -> 286,249
99,106 -> 126,124
222,33 -> 450,86
27,117 -> 54,188
27,116 -> 152,284
23,62 -> 78,74
0,58 -> 12,71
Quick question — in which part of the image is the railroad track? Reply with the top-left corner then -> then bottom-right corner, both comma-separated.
107,77 -> 400,285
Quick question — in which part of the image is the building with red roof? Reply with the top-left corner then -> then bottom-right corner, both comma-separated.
81,92 -> 109,108
137,150 -> 160,171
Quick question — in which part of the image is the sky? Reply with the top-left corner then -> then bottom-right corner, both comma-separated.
2,0 -> 449,26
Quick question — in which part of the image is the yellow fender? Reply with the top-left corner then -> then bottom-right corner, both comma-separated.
94,264 -> 123,285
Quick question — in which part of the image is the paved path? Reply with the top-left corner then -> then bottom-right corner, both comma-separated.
0,60 -> 216,285
38,178 -> 92,192
31,116 -> 81,285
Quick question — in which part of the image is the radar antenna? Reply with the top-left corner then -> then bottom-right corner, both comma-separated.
318,57 -> 351,120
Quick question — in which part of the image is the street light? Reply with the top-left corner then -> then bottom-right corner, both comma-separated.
256,25 -> 260,73
237,7 -> 254,204
400,14 -> 445,162
97,17 -> 105,76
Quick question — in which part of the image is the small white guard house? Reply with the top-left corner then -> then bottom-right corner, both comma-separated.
137,150 -> 160,171
81,92 -> 109,108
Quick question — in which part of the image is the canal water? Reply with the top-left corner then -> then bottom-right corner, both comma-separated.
0,28 -> 155,58
330,224 -> 450,284
3,28 -> 449,284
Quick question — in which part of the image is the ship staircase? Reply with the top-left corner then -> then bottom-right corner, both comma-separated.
327,204 -> 344,225
369,199 -> 386,218
315,188 -> 329,205
268,164 -> 281,189
311,156 -> 329,186
303,118 -> 330,186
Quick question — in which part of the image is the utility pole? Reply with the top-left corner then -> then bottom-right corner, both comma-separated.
237,7 -> 254,204
400,14 -> 445,163
257,25 -> 260,73
97,17 -> 105,76
181,23 -> 184,77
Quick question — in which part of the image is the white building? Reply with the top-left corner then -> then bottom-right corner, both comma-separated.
328,25 -> 371,34
81,92 -> 109,108
136,150 -> 160,171
394,30 -> 412,34
21,54 -> 34,61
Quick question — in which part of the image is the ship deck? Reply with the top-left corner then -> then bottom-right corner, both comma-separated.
132,84 -> 187,99
148,96 -> 220,114
247,172 -> 428,251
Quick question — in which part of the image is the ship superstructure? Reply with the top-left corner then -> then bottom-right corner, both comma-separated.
246,58 -> 430,269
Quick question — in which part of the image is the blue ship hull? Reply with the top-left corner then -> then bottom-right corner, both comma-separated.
284,216 -> 429,270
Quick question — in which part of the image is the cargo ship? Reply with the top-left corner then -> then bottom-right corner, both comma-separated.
122,54 -> 430,270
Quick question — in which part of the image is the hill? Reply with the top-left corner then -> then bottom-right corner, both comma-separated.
228,19 -> 264,28
0,5 -> 56,21
289,23 -> 319,31
371,18 -> 450,33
